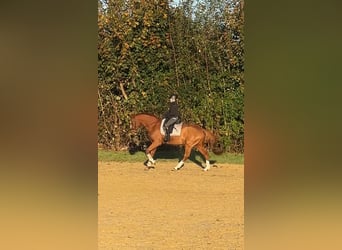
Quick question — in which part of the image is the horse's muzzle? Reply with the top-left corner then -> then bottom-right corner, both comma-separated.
128,141 -> 138,155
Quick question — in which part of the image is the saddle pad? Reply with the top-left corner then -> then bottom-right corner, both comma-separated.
160,119 -> 183,136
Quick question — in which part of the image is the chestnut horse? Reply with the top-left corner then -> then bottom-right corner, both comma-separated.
130,113 -> 222,171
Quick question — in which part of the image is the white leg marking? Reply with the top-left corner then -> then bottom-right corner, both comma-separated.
203,160 -> 211,171
174,160 -> 184,170
147,153 -> 156,164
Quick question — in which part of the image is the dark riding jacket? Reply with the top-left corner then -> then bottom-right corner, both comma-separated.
164,102 -> 179,120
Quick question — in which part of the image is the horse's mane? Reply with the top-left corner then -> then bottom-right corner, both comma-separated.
131,113 -> 161,123
133,113 -> 160,119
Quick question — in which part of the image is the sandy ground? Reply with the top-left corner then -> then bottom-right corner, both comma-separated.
98,161 -> 244,249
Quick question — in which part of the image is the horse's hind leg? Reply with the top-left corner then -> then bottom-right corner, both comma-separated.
174,144 -> 193,170
197,145 -> 211,171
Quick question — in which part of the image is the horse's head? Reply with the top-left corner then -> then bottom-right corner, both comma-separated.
128,115 -> 141,154
130,114 -> 142,133
203,129 -> 224,155
129,114 -> 156,154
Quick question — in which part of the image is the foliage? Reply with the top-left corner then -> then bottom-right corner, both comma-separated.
98,0 -> 244,152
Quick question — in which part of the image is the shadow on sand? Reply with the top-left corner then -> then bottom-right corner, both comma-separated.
129,142 -> 216,169
154,145 -> 217,169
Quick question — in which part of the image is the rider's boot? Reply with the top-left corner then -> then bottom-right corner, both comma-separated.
164,128 -> 170,142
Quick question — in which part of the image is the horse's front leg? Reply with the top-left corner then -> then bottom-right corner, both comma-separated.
145,142 -> 160,169
145,149 -> 156,168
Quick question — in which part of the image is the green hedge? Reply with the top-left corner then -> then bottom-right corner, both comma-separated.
98,0 -> 244,153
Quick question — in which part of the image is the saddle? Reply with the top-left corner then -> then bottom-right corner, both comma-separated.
160,119 -> 183,136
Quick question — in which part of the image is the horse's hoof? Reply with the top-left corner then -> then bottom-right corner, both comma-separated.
145,160 -> 156,168
203,168 -> 210,171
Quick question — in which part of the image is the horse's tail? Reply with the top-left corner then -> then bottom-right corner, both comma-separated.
203,129 -> 224,155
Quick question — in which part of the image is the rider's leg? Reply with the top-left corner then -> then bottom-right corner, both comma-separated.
163,117 -> 177,142
164,127 -> 170,142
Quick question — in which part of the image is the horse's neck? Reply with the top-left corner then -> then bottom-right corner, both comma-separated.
139,116 -> 160,130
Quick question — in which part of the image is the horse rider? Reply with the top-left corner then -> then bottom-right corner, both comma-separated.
163,94 -> 180,142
